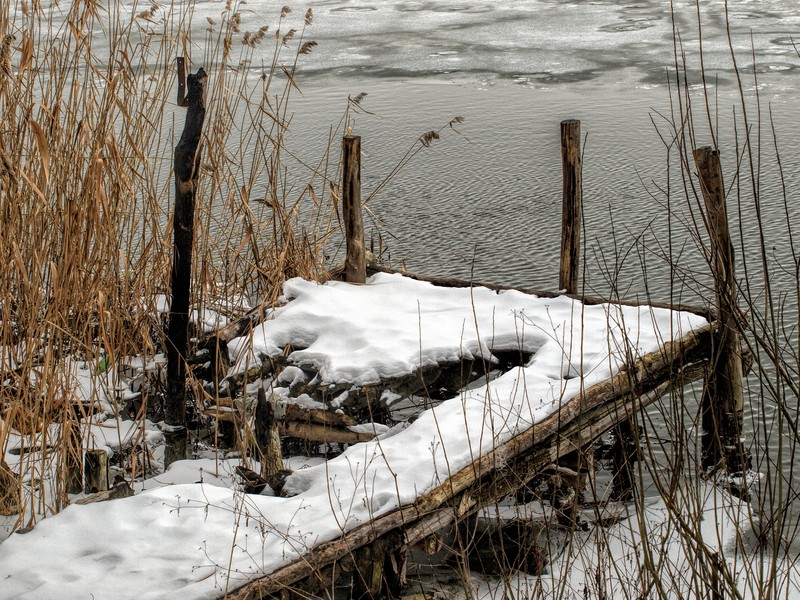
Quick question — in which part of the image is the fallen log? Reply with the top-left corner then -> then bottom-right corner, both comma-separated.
279,421 -> 376,445
227,322 -> 714,599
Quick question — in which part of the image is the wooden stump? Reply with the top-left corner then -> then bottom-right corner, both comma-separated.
84,449 -> 109,494
256,388 -> 285,477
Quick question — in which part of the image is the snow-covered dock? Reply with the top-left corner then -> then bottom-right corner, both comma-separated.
0,272 -> 715,599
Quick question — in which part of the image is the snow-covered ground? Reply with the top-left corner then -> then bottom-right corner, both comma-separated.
0,273 -> 723,599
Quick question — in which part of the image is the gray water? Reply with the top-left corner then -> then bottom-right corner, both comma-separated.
264,0 -> 800,532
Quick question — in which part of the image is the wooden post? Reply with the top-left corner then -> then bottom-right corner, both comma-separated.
165,61 -> 208,468
342,135 -> 366,284
559,119 -> 582,294
694,146 -> 749,475
556,120 -> 593,519
256,387 -> 285,477
84,449 -> 109,494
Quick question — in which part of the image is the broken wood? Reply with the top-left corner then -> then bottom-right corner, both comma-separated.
227,322 -> 715,599
342,135 -> 366,284
279,421 -> 376,445
165,62 -> 208,468
75,481 -> 133,505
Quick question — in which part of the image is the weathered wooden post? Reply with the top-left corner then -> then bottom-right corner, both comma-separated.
255,387 -> 285,477
555,120 -> 595,519
559,119 -> 582,294
165,59 -> 208,467
342,135 -> 366,284
694,146 -> 749,476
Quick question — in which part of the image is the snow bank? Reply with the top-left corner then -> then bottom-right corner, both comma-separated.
0,274 -> 707,599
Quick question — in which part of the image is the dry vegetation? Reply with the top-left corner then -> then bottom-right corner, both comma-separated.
1,0 -> 800,598
0,0 -> 344,519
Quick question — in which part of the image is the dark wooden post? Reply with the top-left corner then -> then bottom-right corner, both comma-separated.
559,119 -> 582,294
84,449 -> 109,494
694,147 -> 749,476
342,135 -> 366,284
165,62 -> 208,467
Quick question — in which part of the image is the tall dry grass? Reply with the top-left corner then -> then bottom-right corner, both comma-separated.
0,0 -> 341,523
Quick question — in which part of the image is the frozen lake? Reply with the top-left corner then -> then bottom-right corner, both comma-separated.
239,0 -> 800,297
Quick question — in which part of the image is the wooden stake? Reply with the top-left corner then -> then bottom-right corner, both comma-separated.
559,119 -> 582,295
255,387 -> 284,478
556,120 -> 591,522
84,449 -> 109,494
166,61 -> 208,467
342,135 -> 366,284
694,146 -> 748,475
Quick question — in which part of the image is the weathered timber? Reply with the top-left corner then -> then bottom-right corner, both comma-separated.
343,135 -> 366,284
279,421 -> 376,445
694,146 -> 749,475
282,403 -> 357,427
559,119 -> 582,294
165,63 -> 208,467
255,387 -> 284,477
227,322 -> 714,600
75,481 -> 133,505
84,449 -> 109,494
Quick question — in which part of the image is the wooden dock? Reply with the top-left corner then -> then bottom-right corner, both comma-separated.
228,302 -> 715,599
200,124 -> 743,599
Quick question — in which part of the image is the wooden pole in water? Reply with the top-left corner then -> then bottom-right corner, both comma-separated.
559,119 -> 582,294
694,146 -> 749,476
556,120 -> 595,518
165,61 -> 208,467
342,135 -> 366,284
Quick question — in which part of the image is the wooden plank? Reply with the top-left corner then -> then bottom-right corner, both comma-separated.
227,322 -> 714,599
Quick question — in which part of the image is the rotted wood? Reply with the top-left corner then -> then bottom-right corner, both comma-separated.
694,146 -> 749,476
165,62 -> 208,467
227,322 -> 715,600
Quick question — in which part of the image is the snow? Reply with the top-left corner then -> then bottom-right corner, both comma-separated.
0,273 -> 739,599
